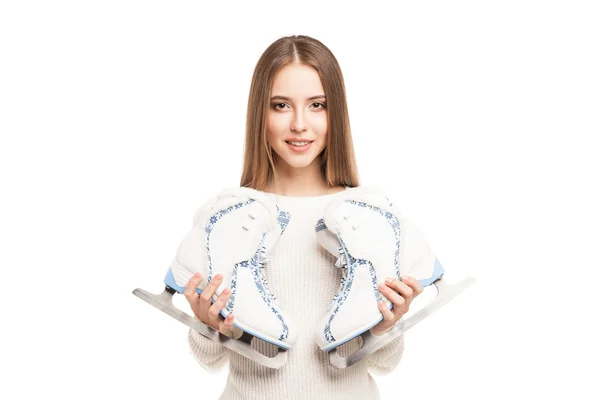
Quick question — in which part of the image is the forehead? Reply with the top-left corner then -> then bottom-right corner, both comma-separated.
271,63 -> 324,97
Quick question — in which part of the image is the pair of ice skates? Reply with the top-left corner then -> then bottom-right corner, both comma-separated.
133,186 -> 476,369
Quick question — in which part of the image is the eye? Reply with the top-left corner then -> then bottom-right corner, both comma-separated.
271,103 -> 288,110
310,102 -> 326,109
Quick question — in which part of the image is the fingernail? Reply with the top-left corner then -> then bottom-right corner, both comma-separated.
385,278 -> 393,284
378,283 -> 386,290
227,314 -> 233,320
400,276 -> 409,282
223,288 -> 230,295
194,272 -> 201,278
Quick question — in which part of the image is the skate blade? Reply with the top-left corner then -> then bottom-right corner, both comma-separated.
132,287 -> 289,369
328,274 -> 476,369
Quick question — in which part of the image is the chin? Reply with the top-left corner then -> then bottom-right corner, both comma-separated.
274,150 -> 323,170
289,160 -> 317,169
279,157 -> 316,169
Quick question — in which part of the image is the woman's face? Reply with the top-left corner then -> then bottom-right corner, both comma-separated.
267,63 -> 328,170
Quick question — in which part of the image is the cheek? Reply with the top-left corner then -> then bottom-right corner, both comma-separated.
267,113 -> 287,137
266,120 -> 279,147
312,115 -> 328,141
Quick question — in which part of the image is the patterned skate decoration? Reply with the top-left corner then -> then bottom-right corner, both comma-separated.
315,186 -> 476,368
133,187 -> 296,369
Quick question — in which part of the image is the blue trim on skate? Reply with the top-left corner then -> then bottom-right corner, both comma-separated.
164,267 -> 209,297
277,208 -> 291,235
231,321 -> 293,350
321,313 -> 386,352
415,258 -> 445,287
164,268 -> 186,293
315,218 -> 327,232
163,268 -> 293,350
163,267 -> 218,302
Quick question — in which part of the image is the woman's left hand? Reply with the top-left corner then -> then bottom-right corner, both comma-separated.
370,276 -> 424,336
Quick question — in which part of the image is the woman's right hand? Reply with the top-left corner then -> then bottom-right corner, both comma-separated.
184,272 -> 235,336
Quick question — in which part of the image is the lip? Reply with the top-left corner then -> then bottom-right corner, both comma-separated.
285,140 -> 314,153
284,139 -> 314,142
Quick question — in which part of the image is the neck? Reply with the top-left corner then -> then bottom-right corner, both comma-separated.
265,158 -> 340,197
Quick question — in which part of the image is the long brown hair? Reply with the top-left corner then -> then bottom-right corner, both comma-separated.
240,35 -> 360,190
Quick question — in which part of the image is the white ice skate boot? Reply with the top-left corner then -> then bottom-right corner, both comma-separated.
133,187 -> 296,368
315,186 -> 475,368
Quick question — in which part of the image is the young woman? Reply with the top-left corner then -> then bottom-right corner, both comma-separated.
182,35 -> 424,399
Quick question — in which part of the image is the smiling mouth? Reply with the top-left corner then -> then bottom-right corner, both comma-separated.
285,140 -> 314,147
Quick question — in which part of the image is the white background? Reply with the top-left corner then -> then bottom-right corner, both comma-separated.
1,1 -> 599,399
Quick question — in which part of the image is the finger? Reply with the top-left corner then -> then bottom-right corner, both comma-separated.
208,288 -> 231,318
379,283 -> 407,317
377,300 -> 395,323
386,278 -> 415,305
219,314 -> 235,335
400,276 -> 424,297
199,274 -> 223,304
183,272 -> 203,300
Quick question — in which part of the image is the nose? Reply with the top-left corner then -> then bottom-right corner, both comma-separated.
290,109 -> 307,133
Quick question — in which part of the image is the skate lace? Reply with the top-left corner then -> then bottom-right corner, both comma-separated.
257,246 -> 278,304
329,244 -> 351,309
329,234 -> 353,309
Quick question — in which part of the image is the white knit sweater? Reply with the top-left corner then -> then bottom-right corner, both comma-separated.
187,191 -> 405,400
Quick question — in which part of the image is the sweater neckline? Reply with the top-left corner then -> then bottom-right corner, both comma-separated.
263,187 -> 348,200
261,188 -> 347,209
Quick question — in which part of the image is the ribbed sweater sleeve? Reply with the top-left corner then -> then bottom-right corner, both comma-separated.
367,335 -> 405,376
187,328 -> 229,373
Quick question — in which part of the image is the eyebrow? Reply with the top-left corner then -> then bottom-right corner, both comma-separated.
270,95 -> 326,101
